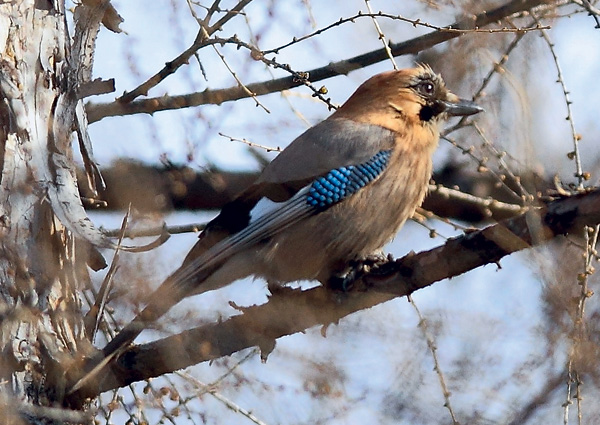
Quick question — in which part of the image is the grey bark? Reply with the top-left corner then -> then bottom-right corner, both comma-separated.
0,1 -> 109,423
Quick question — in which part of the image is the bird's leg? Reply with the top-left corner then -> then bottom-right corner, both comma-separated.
267,279 -> 283,295
327,251 -> 393,291
266,279 -> 301,296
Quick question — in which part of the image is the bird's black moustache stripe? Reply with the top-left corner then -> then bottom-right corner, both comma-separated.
419,101 -> 446,122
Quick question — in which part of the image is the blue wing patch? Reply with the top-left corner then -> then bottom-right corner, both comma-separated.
306,150 -> 392,209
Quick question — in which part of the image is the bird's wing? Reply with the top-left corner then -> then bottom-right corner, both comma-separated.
167,119 -> 396,288
179,118 -> 397,267
174,146 -> 395,291
82,124 -> 396,394
258,118 -> 397,187
188,118 -> 397,243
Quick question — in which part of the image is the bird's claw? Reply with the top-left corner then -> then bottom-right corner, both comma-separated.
327,252 -> 394,292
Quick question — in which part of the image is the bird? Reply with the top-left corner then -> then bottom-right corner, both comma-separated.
70,64 -> 482,393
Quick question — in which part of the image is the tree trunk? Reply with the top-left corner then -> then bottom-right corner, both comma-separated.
0,1 -> 108,422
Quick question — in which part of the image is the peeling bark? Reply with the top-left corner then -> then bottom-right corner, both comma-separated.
0,1 -> 108,422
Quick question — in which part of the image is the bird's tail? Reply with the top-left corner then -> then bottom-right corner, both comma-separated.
68,248 -> 222,395
69,187 -> 310,394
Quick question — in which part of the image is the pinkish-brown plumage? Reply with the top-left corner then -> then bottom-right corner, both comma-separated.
98,65 -> 482,368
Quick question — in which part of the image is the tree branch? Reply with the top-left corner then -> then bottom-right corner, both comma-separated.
117,0 -> 255,104
86,0 -> 549,123
78,159 -> 541,224
90,187 -> 600,395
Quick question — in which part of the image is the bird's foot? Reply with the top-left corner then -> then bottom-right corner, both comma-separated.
327,252 -> 394,292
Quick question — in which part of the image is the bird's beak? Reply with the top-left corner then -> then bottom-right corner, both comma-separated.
442,98 -> 484,117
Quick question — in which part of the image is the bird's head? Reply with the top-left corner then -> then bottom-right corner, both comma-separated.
332,65 -> 482,137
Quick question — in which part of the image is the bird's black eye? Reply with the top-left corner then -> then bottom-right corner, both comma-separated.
416,81 -> 435,97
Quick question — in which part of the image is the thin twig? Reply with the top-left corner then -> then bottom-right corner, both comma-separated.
207,0 -> 253,33
443,29 -> 528,134
571,0 -> 600,28
428,184 -> 526,215
364,1 -> 398,70
177,356 -> 268,425
409,297 -> 459,425
199,0 -> 223,25
201,27 -> 270,113
86,0 -> 552,122
532,14 -> 585,189
416,207 -> 473,233
263,11 -> 548,55
441,133 -> 524,204
178,348 -> 259,401
241,12 -> 313,127
84,208 -> 132,341
117,35 -> 222,104
412,208 -> 451,240
472,122 -> 533,201
472,32 -> 526,102
564,356 -> 574,425
219,132 -> 282,152
118,0 -> 255,104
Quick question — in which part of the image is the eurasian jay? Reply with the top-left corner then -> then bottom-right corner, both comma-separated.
74,65 -> 481,390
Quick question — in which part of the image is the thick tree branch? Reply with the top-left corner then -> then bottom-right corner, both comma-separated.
89,187 -> 600,395
79,160 -> 544,224
85,0 -> 548,123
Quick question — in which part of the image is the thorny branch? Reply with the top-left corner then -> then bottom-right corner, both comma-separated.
262,11 -> 548,55
410,297 -> 459,425
118,0 -> 255,104
570,0 -> 600,28
72,187 -> 600,396
532,14 -> 586,189
86,0 -> 551,122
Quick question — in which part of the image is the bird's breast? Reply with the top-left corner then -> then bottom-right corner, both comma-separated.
255,145 -> 434,284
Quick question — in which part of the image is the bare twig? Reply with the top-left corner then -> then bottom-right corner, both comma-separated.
117,36 -> 229,104
428,183 -> 526,216
443,28 -> 528,134
570,224 -> 598,424
532,14 -> 585,189
81,188 -> 600,395
219,132 -> 282,152
198,0 -> 223,25
118,0 -> 255,104
441,133 -> 524,204
564,358 -> 573,425
364,1 -> 398,70
202,29 -> 270,113
206,0 -> 253,33
471,32 -> 526,102
263,11 -> 548,55
410,297 -> 459,425
415,207 -> 473,234
179,371 -> 268,425
571,0 -> 600,28
84,208 -> 136,341
413,208 -> 452,240
86,0 -> 551,123
472,122 -> 533,201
